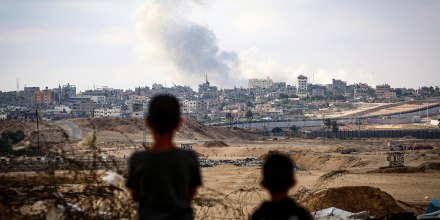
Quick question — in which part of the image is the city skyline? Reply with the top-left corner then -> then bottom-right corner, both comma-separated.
1,0 -> 440,92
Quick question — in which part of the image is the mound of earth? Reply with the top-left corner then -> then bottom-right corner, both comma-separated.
289,151 -> 368,170
369,162 -> 440,173
257,150 -> 285,161
0,120 -> 29,133
418,162 -> 440,171
257,151 -> 367,170
72,117 -> 262,140
180,118 -> 261,140
73,118 -> 145,133
301,186 -> 404,216
430,147 -> 440,154
203,140 -> 228,147
334,147 -> 358,154
368,166 -> 423,173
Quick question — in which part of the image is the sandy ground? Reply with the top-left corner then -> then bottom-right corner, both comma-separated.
365,103 -> 435,117
1,119 -> 440,219
323,102 -> 438,119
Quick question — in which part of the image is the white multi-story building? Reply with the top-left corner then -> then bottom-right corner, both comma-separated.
76,94 -> 106,104
249,77 -> 273,89
90,96 -> 106,104
297,75 -> 308,98
94,107 -> 122,118
182,100 -> 197,113
182,99 -> 210,113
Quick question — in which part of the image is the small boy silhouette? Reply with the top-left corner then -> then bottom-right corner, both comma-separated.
251,153 -> 312,220
126,94 -> 202,220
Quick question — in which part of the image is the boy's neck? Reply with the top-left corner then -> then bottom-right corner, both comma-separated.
151,132 -> 175,151
270,191 -> 288,202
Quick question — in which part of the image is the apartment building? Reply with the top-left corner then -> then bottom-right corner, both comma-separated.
94,107 -> 122,118
182,99 -> 210,113
249,77 -> 273,89
354,83 -> 371,99
297,75 -> 308,98
376,84 -> 396,99
332,79 -> 347,96
34,87 -> 53,105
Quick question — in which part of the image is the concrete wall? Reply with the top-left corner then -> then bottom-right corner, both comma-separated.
228,119 -> 357,129
367,116 -> 421,124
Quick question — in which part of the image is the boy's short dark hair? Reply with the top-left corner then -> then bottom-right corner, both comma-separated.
147,94 -> 181,134
263,153 -> 295,194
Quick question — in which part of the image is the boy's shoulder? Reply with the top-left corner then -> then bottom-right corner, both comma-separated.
252,198 -> 312,220
129,148 -> 197,161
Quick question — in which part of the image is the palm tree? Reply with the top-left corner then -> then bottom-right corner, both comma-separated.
323,118 -> 332,130
290,125 -> 298,137
245,110 -> 253,130
331,119 -> 339,132
225,113 -> 234,125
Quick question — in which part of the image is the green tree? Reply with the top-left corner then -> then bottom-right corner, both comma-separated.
290,125 -> 299,137
323,118 -> 332,130
367,88 -> 376,98
225,113 -> 234,124
331,120 -> 339,132
271,127 -> 283,133
245,110 -> 254,129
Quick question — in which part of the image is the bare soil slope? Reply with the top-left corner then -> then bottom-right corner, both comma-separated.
301,186 -> 404,216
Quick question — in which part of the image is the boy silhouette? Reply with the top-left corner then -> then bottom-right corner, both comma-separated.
251,153 -> 311,220
126,94 -> 202,220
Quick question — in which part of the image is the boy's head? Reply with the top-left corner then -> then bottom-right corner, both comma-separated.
147,94 -> 181,134
262,153 -> 296,194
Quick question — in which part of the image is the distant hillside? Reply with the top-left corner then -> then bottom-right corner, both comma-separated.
71,117 -> 262,140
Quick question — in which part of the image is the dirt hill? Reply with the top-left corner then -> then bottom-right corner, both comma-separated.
73,118 -> 145,133
301,186 -> 404,216
257,150 -> 368,170
71,117 -> 262,140
178,118 -> 262,140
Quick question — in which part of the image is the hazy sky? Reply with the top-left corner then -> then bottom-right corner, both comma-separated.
1,0 -> 439,92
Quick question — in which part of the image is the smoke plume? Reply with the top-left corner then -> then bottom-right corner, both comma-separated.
135,0 -> 241,88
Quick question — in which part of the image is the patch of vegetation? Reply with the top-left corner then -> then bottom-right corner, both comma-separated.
0,130 -> 37,156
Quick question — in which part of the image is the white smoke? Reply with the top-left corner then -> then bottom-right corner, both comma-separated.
135,0 -> 242,88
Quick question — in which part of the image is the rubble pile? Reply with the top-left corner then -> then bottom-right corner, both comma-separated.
199,158 -> 302,170
199,158 -> 263,167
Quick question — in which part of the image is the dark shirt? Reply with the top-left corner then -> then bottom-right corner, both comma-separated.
126,148 -> 202,220
251,197 -> 312,220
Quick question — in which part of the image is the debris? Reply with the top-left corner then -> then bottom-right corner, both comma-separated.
312,207 -> 369,220
78,131 -> 96,147
102,171 -> 125,187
